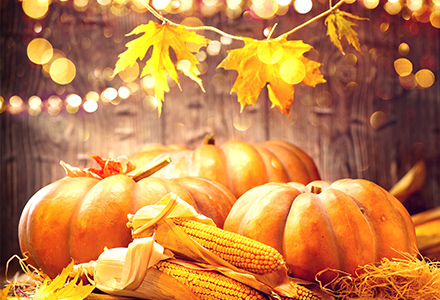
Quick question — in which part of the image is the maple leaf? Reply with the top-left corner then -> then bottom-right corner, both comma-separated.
325,9 -> 368,54
218,36 -> 326,116
32,260 -> 95,300
114,21 -> 209,116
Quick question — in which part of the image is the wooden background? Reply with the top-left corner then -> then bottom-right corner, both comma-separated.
1,0 -> 439,278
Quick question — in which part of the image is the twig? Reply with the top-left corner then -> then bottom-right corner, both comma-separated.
275,0 -> 345,40
137,0 -> 346,41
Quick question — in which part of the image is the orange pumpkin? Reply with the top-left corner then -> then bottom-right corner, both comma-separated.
223,179 -> 418,284
18,155 -> 236,278
129,136 -> 321,197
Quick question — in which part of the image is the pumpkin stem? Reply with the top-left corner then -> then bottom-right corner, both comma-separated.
204,134 -> 216,145
132,156 -> 171,182
310,185 -> 322,194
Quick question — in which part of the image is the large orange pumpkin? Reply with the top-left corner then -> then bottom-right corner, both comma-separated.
18,156 -> 236,278
223,179 -> 418,284
128,136 -> 321,197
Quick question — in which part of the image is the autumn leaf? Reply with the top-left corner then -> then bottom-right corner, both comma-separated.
32,260 -> 95,300
325,9 -> 368,54
114,21 -> 209,116
217,36 -> 326,116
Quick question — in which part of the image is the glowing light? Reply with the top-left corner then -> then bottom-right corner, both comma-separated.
384,0 -> 402,14
207,40 -> 221,56
380,22 -> 390,33
220,36 -> 233,45
27,38 -> 53,65
233,116 -> 251,131
293,0 -> 313,14
407,0 -> 422,11
363,0 -> 379,9
276,0 -> 291,5
28,96 -> 42,109
117,62 -> 139,83
117,86 -> 130,99
152,0 -> 170,9
251,0 -> 278,19
83,100 -> 98,113
370,111 -> 387,129
143,95 -> 158,111
142,76 -> 155,89
394,58 -> 413,76
9,96 -> 23,107
85,91 -> 100,102
177,59 -> 192,72
344,53 -> 358,67
22,0 -> 50,19
50,58 -> 76,85
101,87 -> 118,102
0,96 -> 5,114
415,69 -> 435,88
227,0 -> 241,8
257,40 -> 283,64
430,10 -> 440,28
97,0 -> 111,6
398,43 -> 410,56
280,58 -> 306,84
66,93 -> 82,107
33,23 -> 43,33
47,95 -> 62,116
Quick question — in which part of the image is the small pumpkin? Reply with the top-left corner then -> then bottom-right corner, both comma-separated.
18,155 -> 236,278
223,179 -> 418,284
128,135 -> 321,197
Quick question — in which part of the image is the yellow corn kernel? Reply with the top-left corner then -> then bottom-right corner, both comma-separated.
172,218 -> 285,275
155,260 -> 267,300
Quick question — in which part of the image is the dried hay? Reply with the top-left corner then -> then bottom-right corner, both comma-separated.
319,252 -> 440,299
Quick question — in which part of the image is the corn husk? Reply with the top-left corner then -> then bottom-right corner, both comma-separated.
74,236 -> 200,300
412,206 -> 440,260
126,192 -> 311,299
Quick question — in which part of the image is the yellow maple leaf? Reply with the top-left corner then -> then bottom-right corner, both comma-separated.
218,36 -> 326,116
325,9 -> 368,54
114,21 -> 209,116
32,260 -> 95,299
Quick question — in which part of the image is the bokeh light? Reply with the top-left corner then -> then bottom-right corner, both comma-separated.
83,99 -> 98,113
398,43 -> 410,56
22,0 -> 50,19
27,38 -> 53,65
370,111 -> 387,129
50,58 -> 76,85
233,115 -> 251,131
293,0 -> 313,14
415,69 -> 435,88
257,41 -> 283,64
280,58 -> 306,84
394,58 -> 413,76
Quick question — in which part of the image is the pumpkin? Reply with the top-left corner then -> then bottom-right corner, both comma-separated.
128,135 -> 321,197
223,179 -> 418,284
18,155 -> 236,279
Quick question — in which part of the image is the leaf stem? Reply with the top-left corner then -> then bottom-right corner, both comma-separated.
275,0 -> 345,40
138,0 -> 346,42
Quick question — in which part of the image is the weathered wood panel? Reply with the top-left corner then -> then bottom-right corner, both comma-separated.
1,0 -> 439,279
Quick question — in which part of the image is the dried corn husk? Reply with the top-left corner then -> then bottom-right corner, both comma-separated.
412,206 -> 440,260
389,160 -> 426,203
126,192 -> 316,299
74,236 -> 200,300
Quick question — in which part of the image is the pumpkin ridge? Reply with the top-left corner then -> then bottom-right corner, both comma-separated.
260,141 -> 315,184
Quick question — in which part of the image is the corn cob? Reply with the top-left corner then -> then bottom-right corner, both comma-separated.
172,218 -> 285,275
155,260 -> 267,300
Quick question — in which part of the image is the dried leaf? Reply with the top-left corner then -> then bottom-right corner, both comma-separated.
32,260 -> 95,300
114,21 -> 209,116
218,36 -> 325,116
60,155 -> 135,179
325,9 -> 368,54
